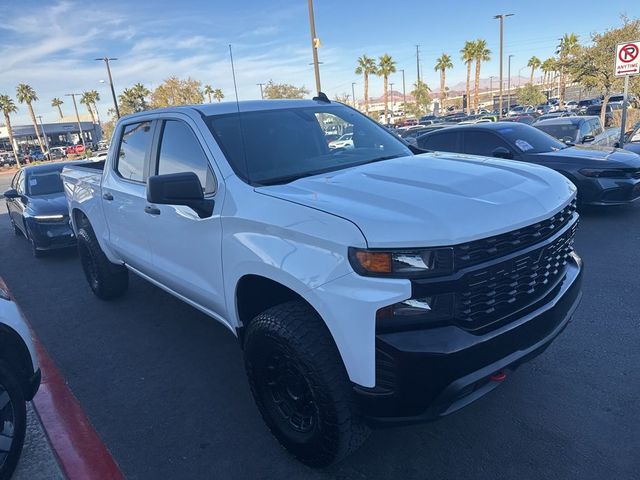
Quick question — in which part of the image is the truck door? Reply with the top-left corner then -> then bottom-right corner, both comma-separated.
144,117 -> 226,319
101,120 -> 155,274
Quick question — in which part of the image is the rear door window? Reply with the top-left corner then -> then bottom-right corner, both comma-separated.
417,131 -> 461,152
156,120 -> 216,194
115,121 -> 153,183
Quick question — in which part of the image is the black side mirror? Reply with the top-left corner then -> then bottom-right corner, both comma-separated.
582,135 -> 595,143
3,188 -> 19,199
492,147 -> 513,159
146,172 -> 214,219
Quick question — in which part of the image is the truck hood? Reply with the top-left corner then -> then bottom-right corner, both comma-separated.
257,153 -> 576,248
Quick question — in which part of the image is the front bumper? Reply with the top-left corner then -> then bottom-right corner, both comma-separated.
354,254 -> 583,426
578,176 -> 640,205
26,218 -> 76,251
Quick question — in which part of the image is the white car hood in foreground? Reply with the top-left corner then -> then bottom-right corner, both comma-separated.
258,152 -> 576,248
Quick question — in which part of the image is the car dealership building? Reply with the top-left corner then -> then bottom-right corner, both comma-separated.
0,120 -> 101,152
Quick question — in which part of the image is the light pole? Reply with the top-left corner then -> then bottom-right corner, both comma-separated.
307,0 -> 322,93
65,93 -> 85,148
400,69 -> 407,107
257,83 -> 265,99
507,54 -> 514,113
494,13 -> 514,118
390,82 -> 395,113
351,82 -> 357,109
95,57 -> 120,119
36,116 -> 50,154
518,66 -> 527,87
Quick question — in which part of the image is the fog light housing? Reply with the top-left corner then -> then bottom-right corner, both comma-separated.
376,293 -> 454,332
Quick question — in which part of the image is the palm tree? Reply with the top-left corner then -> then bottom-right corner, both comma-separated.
354,55 -> 377,114
213,88 -> 224,102
80,92 -> 96,124
461,41 -> 476,114
51,97 -> 64,120
473,40 -> 491,111
377,54 -> 396,122
203,84 -> 213,103
434,53 -> 453,111
0,95 -> 21,167
556,33 -> 580,106
88,90 -> 101,122
541,57 -> 556,95
15,84 -> 45,153
527,56 -> 541,84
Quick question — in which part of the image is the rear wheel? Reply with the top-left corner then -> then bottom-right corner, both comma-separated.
77,222 -> 128,300
244,301 -> 369,467
0,361 -> 27,480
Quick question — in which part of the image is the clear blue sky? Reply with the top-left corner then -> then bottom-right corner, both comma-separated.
1,0 -> 638,123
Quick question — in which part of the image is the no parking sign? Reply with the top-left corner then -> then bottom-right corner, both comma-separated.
615,42 -> 640,76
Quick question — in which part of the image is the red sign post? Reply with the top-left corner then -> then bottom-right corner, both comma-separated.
615,41 -> 640,146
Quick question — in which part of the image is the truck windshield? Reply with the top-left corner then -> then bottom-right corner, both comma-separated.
206,104 -> 411,185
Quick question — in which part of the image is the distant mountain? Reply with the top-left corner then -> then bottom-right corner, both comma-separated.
436,75 -> 543,94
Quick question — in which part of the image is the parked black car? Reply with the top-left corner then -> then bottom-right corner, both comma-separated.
577,98 -> 600,114
416,122 -> 640,205
534,116 -> 605,145
3,162 -> 80,257
584,104 -> 617,127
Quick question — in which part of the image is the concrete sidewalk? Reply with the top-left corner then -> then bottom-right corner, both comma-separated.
14,403 -> 64,480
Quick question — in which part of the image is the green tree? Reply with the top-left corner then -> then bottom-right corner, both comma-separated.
434,53 -> 454,110
118,83 -> 151,115
527,56 -> 541,84
517,84 -> 546,106
556,33 -> 580,105
262,80 -> 309,99
404,79 -> 432,118
213,88 -> 224,102
355,55 -> 377,114
461,41 -> 476,114
15,83 -> 45,153
572,18 -> 640,126
80,92 -> 96,124
51,97 -> 64,120
151,77 -> 204,108
0,95 -> 21,167
377,54 -> 396,122
203,84 -> 214,103
473,40 -> 491,111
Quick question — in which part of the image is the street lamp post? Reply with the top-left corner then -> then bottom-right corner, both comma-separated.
351,82 -> 357,109
95,57 -> 120,119
390,82 -> 395,113
307,0 -> 322,93
36,116 -> 50,154
257,83 -> 265,99
507,54 -> 514,113
518,66 -> 527,87
400,69 -> 407,107
493,13 -> 514,118
65,93 -> 85,148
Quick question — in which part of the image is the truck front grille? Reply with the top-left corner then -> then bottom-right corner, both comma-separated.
454,199 -> 577,269
455,219 -> 577,331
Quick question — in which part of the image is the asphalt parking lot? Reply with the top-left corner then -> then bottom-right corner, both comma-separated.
1,169 -> 639,479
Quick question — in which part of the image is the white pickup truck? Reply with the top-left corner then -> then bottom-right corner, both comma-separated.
62,98 -> 583,466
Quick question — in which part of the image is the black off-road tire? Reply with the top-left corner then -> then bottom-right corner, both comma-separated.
0,361 -> 27,480
77,223 -> 128,300
244,301 -> 370,467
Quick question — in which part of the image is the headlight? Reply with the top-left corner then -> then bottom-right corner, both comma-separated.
33,214 -> 66,222
349,247 -> 453,278
579,168 -> 630,178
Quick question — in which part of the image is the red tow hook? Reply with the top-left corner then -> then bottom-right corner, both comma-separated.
490,370 -> 507,382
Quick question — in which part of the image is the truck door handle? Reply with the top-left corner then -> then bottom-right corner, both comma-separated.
103,192 -> 114,201
144,205 -> 161,216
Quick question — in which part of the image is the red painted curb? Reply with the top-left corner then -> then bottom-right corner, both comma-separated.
30,336 -> 125,480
